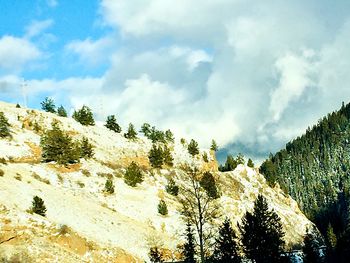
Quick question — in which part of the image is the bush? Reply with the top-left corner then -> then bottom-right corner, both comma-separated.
149,247 -> 164,263
188,139 -> 199,157
40,122 -> 80,165
104,179 -> 115,194
149,144 -> 164,168
124,123 -> 137,140
57,105 -> 68,117
158,200 -> 168,216
124,162 -> 143,187
41,97 -> 56,113
16,103 -> 21,108
105,115 -> 121,133
247,158 -> 254,168
0,169 -> 4,177
165,178 -> 179,196
0,112 -> 11,138
72,105 -> 95,126
80,137 -> 94,158
31,196 -> 46,216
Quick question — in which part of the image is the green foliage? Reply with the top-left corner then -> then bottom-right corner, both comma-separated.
72,105 -> 95,126
80,137 -> 94,158
0,112 -> 11,138
183,222 -> 196,263
124,162 -> 143,187
104,179 -> 115,194
16,103 -> 21,108
105,115 -> 121,133
149,144 -> 164,168
219,154 -> 244,172
165,178 -> 179,196
158,200 -> 168,216
211,218 -> 241,263
57,105 -> 67,117
141,123 -> 152,137
210,139 -> 218,152
180,138 -> 186,145
188,139 -> 199,157
40,122 -> 80,165
302,229 -> 323,263
202,152 -> 209,163
41,97 -> 56,113
124,123 -> 137,140
247,158 -> 254,168
163,145 -> 173,167
149,247 -> 164,263
239,195 -> 285,263
200,172 -> 219,199
165,129 -> 174,143
31,196 -> 46,216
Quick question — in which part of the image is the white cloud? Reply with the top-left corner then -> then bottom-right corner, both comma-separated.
0,36 -> 42,72
46,0 -> 58,8
25,19 -> 54,39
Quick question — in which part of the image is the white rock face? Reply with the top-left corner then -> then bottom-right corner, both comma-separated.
0,101 -> 312,262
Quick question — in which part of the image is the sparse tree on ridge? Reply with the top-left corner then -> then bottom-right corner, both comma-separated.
105,115 -> 121,133
188,139 -> 199,157
165,129 -> 174,143
72,105 -> 95,126
0,112 -> 11,138
210,139 -> 218,152
57,105 -> 68,117
124,123 -> 137,140
31,196 -> 47,217
149,144 -> 164,168
247,158 -> 254,168
124,161 -> 143,187
141,123 -> 152,137
41,97 -> 56,113
163,145 -> 174,167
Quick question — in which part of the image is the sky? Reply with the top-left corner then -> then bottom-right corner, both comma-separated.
1,0 -> 350,162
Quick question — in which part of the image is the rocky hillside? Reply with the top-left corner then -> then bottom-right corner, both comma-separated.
0,101 -> 312,262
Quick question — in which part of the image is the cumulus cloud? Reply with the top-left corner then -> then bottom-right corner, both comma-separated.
25,19 -> 54,39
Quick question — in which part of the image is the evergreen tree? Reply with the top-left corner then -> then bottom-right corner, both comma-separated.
188,139 -> 199,157
165,178 -> 179,196
72,105 -> 95,126
200,172 -> 219,199
124,123 -> 137,140
0,112 -> 11,138
149,247 -> 164,263
141,123 -> 152,137
302,229 -> 323,263
80,137 -> 94,158
158,200 -> 168,216
211,218 -> 241,263
165,129 -> 174,143
247,158 -> 254,168
236,153 -> 245,165
239,195 -> 285,263
41,97 -> 56,113
57,105 -> 67,117
325,223 -> 337,261
210,140 -> 218,152
219,155 -> 237,172
163,145 -> 174,167
104,179 -> 115,194
183,222 -> 196,263
15,103 -> 21,108
124,162 -> 143,187
149,144 -> 164,168
105,115 -> 121,133
202,152 -> 209,163
31,196 -> 47,216
40,122 -> 80,165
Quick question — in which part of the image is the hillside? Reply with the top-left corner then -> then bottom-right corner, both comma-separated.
0,101 -> 312,262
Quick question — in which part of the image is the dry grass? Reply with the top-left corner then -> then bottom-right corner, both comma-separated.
14,174 -> 22,181
77,181 -> 85,188
81,169 -> 91,177
0,169 -> 4,177
31,172 -> 50,185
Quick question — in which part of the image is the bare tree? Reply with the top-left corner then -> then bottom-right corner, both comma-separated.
179,165 -> 221,262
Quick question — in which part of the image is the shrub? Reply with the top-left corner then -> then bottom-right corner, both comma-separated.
165,178 -> 179,196
158,200 -> 168,216
163,145 -> 173,167
180,138 -> 186,145
0,112 -> 11,138
58,224 -> 69,235
80,137 -> 94,158
31,196 -> 46,216
41,97 -> 56,113
124,123 -> 137,140
149,144 -> 164,168
104,179 -> 115,194
105,115 -> 121,133
40,122 -> 80,165
203,152 -> 209,163
247,158 -> 254,168
188,139 -> 199,157
72,105 -> 95,126
200,171 -> 219,199
57,105 -> 68,117
16,103 -> 21,108
149,247 -> 164,263
124,162 -> 143,187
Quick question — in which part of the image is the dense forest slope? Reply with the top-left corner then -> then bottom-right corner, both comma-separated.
0,101 -> 313,262
260,102 -> 350,233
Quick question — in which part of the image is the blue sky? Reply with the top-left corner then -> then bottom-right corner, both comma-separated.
1,0 -> 350,161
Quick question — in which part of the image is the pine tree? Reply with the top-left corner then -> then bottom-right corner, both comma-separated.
0,112 -> 11,138
325,224 -> 337,262
149,144 -> 164,168
104,179 -> 115,194
105,115 -> 121,133
183,222 -> 196,263
188,139 -> 199,157
165,178 -> 179,196
72,105 -> 95,126
31,196 -> 47,216
124,162 -> 143,187
247,158 -> 254,168
57,105 -> 67,117
165,129 -> 174,143
80,137 -> 94,158
124,123 -> 137,140
302,229 -> 323,263
163,145 -> 174,167
239,195 -> 285,263
211,218 -> 241,263
149,247 -> 164,263
200,172 -> 219,199
158,200 -> 168,216
15,103 -> 21,108
202,152 -> 209,163
210,140 -> 218,152
41,97 -> 56,113
141,123 -> 151,137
